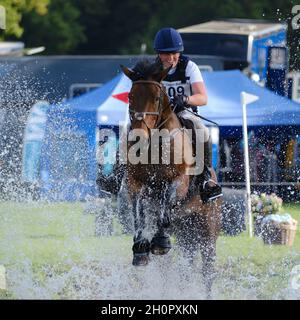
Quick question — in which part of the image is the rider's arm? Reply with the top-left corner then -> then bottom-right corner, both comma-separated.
187,81 -> 207,107
185,61 -> 208,107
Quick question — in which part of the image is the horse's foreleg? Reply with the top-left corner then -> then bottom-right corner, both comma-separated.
150,181 -> 181,256
127,176 -> 151,266
131,195 -> 151,266
150,197 -> 172,255
158,175 -> 189,228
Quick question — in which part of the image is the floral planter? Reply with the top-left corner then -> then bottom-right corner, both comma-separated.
252,193 -> 283,237
261,220 -> 298,246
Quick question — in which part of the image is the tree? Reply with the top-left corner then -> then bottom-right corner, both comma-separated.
73,0 -> 162,54
21,0 -> 86,54
2,0 -> 298,69
0,0 -> 49,39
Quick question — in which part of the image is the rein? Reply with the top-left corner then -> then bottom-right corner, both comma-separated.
129,79 -> 219,134
183,107 -> 220,127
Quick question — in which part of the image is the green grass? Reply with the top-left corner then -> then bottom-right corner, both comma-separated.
0,201 -> 300,299
215,203 -> 300,299
0,201 -> 132,299
0,202 -> 130,262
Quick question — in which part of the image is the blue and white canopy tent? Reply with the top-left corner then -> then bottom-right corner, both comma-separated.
37,73 -> 131,201
201,70 -> 300,135
94,70 -> 300,141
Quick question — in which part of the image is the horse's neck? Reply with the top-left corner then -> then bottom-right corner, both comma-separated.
161,109 -> 182,131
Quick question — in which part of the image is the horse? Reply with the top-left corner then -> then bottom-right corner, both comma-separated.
119,59 -> 222,297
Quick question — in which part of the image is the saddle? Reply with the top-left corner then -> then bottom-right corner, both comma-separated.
177,116 -> 197,153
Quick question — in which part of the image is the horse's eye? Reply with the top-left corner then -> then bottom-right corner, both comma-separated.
155,97 -> 160,102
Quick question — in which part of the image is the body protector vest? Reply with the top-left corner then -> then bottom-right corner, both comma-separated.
161,55 -> 197,113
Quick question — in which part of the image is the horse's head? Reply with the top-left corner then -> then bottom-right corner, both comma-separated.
121,60 -> 171,135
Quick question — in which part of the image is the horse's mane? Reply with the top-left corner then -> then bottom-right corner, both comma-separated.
132,58 -> 163,81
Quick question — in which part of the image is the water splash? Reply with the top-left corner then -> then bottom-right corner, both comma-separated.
0,58 -> 300,301
0,62 -> 63,202
5,247 -> 300,300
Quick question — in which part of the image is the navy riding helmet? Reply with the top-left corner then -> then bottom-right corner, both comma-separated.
153,27 -> 184,53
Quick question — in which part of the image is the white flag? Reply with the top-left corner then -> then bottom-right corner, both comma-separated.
241,91 -> 259,105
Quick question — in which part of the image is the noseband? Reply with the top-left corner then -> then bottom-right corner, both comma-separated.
129,80 -> 169,129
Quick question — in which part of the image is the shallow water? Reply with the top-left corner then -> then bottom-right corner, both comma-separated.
5,242 -> 300,300
0,197 -> 299,300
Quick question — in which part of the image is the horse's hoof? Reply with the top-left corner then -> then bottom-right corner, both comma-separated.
132,254 -> 149,266
150,233 -> 172,255
150,245 -> 171,255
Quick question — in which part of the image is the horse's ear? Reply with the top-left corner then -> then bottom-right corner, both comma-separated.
157,65 -> 172,82
120,65 -> 135,81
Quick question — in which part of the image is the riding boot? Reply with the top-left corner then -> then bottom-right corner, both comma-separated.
199,139 -> 223,204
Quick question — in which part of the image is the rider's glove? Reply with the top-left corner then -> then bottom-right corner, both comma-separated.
171,94 -> 189,108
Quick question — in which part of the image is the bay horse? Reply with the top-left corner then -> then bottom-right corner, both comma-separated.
120,59 -> 222,297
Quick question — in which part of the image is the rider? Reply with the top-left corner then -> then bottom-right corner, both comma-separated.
153,27 -> 223,203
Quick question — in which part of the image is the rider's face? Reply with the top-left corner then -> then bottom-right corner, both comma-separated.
159,52 -> 180,69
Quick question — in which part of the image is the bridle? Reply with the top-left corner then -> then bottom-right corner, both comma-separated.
129,80 -> 171,131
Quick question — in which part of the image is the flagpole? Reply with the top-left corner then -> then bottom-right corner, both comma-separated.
241,92 -> 259,238
242,99 -> 253,237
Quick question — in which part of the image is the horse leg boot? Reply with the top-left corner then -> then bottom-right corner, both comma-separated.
131,197 -> 150,266
150,187 -> 175,255
150,206 -> 172,255
132,232 -> 150,266
150,222 -> 172,255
